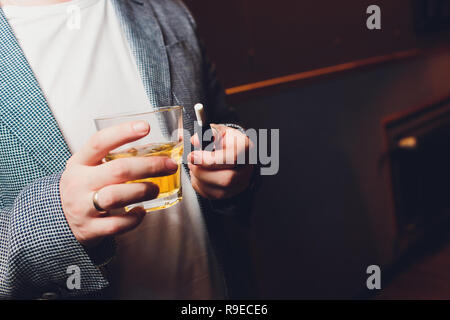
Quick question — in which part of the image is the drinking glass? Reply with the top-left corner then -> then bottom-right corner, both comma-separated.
94,106 -> 184,212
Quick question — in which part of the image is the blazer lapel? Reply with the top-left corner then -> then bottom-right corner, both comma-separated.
0,0 -> 175,175
0,9 -> 71,175
111,0 -> 173,109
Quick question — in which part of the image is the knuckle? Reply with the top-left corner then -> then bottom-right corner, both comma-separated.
89,132 -> 104,152
66,157 -> 76,168
104,223 -> 120,236
219,172 -> 236,187
218,178 -> 229,188
111,160 -> 129,180
63,179 -> 78,194
229,171 -> 239,185
147,157 -> 165,175
211,189 -> 226,200
135,184 -> 149,200
61,170 -> 79,192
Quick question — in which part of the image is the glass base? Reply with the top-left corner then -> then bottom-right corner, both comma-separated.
125,188 -> 182,213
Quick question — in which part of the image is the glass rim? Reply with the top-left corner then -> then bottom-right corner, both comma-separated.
94,106 -> 183,122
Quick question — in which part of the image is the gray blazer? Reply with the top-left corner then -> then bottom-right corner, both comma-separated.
0,0 -> 253,299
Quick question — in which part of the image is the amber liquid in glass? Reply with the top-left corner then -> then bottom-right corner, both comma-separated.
105,142 -> 183,211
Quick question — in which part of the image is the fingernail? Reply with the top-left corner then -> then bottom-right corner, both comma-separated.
129,206 -> 147,216
165,158 -> 178,170
147,183 -> 160,198
133,121 -> 149,134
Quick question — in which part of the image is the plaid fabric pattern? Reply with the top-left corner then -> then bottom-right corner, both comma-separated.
0,9 -> 71,176
0,6 -> 113,299
1,173 -> 110,298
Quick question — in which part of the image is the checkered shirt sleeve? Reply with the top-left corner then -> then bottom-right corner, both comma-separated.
0,172 -> 112,299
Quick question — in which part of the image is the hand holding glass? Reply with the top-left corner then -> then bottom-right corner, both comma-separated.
94,106 -> 184,212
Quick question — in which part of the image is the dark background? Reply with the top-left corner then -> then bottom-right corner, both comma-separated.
184,0 -> 450,298
184,0 -> 447,88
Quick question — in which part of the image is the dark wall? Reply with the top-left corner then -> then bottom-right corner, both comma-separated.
233,51 -> 450,298
185,0 -> 421,88
183,0 -> 450,298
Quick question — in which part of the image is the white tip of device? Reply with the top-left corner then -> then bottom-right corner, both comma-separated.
194,103 -> 206,126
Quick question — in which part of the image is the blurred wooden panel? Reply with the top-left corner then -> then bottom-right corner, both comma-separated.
248,0 -> 417,80
184,0 -> 419,90
183,0 -> 254,88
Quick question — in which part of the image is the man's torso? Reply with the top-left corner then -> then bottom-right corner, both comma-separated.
0,0 -> 223,299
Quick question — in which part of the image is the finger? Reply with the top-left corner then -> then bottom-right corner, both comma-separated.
188,125 -> 250,169
191,125 -> 223,149
191,131 -> 217,150
188,163 -> 252,189
72,121 -> 150,165
94,182 -> 159,211
191,175 -> 209,199
191,174 -> 231,200
211,124 -> 241,150
188,150 -> 238,170
210,123 -> 227,141
89,207 -> 147,237
191,133 -> 201,148
90,156 -> 178,188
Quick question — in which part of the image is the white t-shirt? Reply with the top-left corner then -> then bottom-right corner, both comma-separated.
2,0 -> 223,299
